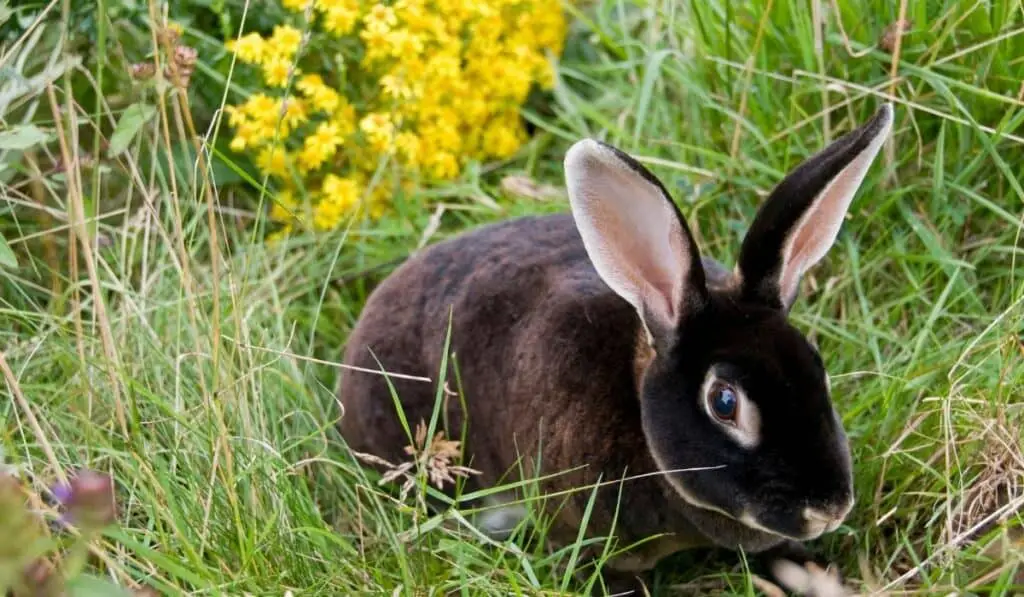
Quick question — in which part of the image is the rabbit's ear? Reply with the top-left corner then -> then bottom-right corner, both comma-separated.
736,103 -> 894,312
565,139 -> 708,342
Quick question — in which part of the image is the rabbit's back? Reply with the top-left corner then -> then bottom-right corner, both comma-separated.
338,213 -> 648,492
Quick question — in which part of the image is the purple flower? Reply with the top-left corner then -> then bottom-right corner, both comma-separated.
50,483 -> 73,505
50,470 -> 117,530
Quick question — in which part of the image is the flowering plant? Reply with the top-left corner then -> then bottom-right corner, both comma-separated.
0,468 -> 152,596
224,0 -> 567,238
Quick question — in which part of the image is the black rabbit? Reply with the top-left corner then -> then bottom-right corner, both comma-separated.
339,103 -> 894,594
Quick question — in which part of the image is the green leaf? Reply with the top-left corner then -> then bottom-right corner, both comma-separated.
0,124 -> 49,151
64,574 -> 135,597
81,194 -> 99,241
108,103 -> 156,157
0,231 -> 16,268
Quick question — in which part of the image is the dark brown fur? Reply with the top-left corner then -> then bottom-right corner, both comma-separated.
339,214 -> 770,556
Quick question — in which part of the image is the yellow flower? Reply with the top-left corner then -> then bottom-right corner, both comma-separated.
331,101 -> 357,136
385,30 -> 424,59
297,146 -> 325,173
230,114 -> 274,148
425,54 -> 460,81
419,116 -> 461,154
262,56 -> 295,87
296,74 -> 342,113
296,73 -> 325,91
223,0 -> 569,241
278,97 -> 309,133
359,112 -> 396,154
454,96 -> 491,128
534,9 -> 568,54
315,0 -> 352,8
314,174 -> 361,229
242,93 -> 278,117
253,122 -> 278,145
380,74 -> 414,100
361,27 -> 392,63
318,0 -> 361,37
489,56 -> 532,102
439,0 -> 477,26
481,117 -> 523,159
240,95 -> 301,141
267,24 -> 304,60
535,57 -> 556,90
394,132 -> 422,167
225,33 -> 266,64
397,3 -> 444,36
224,105 -> 246,128
424,151 -> 459,180
295,120 -> 344,173
298,142 -> 330,172
365,4 -> 398,30
257,144 -> 291,178
471,13 -> 505,44
314,120 -> 346,150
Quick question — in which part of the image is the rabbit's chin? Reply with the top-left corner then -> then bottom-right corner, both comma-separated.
679,502 -> 788,553
646,482 -> 783,552
645,449 -> 792,552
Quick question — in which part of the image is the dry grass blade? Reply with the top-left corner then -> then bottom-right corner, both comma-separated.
500,174 -> 564,201
45,82 -> 127,436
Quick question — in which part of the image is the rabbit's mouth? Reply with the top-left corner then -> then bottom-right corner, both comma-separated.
738,498 -> 854,542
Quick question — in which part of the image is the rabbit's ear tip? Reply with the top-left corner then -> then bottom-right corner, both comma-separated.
568,137 -> 602,151
872,103 -> 895,132
564,138 -> 608,169
564,139 -> 630,185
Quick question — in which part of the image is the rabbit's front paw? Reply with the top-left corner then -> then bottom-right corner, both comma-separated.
757,541 -> 851,597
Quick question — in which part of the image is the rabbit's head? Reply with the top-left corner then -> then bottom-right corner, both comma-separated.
563,104 -> 894,544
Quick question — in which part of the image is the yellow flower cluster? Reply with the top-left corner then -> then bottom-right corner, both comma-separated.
224,0 -> 567,238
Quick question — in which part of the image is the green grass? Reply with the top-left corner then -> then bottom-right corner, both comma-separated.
2,0 -> 1024,594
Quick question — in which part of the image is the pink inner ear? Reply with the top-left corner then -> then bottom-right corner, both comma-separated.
587,180 -> 685,328
662,222 -> 687,319
780,156 -> 875,306
566,141 -> 693,333
766,104 -> 893,309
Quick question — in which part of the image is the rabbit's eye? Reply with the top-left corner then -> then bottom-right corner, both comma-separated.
709,386 -> 738,421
